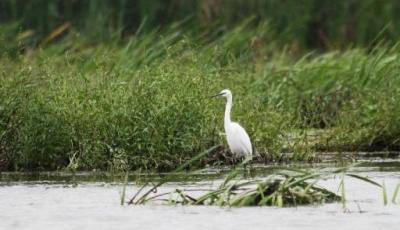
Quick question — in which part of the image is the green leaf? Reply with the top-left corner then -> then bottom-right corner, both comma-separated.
346,173 -> 382,187
391,183 -> 400,204
382,180 -> 388,206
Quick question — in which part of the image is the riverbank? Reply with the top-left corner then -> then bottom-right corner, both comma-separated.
1,25 -> 400,171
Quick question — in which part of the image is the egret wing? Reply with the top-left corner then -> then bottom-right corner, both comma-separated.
231,122 -> 252,155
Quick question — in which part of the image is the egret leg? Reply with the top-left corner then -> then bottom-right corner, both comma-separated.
241,155 -> 253,177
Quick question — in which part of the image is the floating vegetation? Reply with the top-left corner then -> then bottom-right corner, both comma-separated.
168,171 -> 341,207
125,148 -> 387,207
130,167 -> 389,207
128,165 -> 350,207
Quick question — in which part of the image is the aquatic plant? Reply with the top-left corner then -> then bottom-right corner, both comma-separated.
128,166 -> 342,207
127,152 -> 340,207
392,183 -> 400,204
127,149 -> 387,208
165,170 -> 341,207
129,162 -> 390,207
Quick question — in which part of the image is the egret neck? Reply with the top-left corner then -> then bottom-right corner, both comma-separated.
224,93 -> 232,127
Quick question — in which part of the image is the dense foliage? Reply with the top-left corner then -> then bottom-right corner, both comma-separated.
1,1 -> 400,171
1,0 -> 400,49
1,22 -> 400,171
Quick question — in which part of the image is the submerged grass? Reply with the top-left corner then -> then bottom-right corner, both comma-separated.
165,170 -> 341,207
130,162 -> 386,207
128,145 -> 220,205
127,150 -> 388,207
1,21 -> 400,171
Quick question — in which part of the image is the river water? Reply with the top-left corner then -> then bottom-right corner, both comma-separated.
1,162 -> 399,230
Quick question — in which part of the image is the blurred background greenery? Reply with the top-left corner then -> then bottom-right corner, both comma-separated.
1,0 -> 400,51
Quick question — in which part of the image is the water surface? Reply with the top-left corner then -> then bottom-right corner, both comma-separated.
1,161 -> 399,230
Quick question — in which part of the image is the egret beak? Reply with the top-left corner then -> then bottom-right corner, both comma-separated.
211,93 -> 223,98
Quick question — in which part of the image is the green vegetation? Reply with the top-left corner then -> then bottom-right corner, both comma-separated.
126,154 -> 386,207
129,162 -> 389,207
133,168 -> 342,207
1,1 -> 400,171
2,0 -> 400,50
1,22 -> 400,171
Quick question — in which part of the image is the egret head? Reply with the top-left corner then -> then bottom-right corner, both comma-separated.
212,89 -> 232,98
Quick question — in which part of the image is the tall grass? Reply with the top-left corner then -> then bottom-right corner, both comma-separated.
1,22 -> 400,171
2,0 -> 400,50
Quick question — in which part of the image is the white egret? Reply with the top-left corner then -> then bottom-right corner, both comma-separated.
212,89 -> 253,159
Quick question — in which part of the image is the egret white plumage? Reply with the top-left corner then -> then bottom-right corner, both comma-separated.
212,89 -> 253,159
